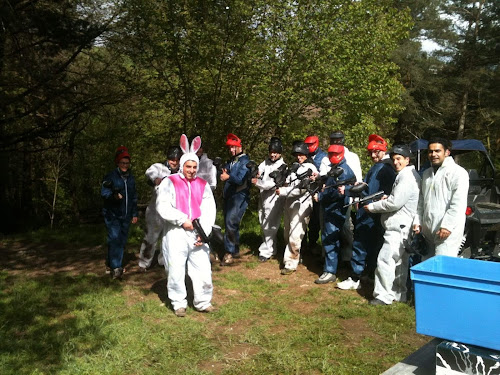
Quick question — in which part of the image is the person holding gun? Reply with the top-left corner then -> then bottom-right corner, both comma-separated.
276,141 -> 318,275
156,135 -> 216,317
220,133 -> 251,266
252,137 -> 286,262
303,135 -> 329,253
363,145 -> 421,305
313,144 -> 355,284
336,134 -> 396,290
138,145 -> 182,272
101,146 -> 138,280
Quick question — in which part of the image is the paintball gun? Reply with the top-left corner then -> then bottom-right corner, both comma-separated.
192,218 -> 224,245
403,231 -> 428,256
269,164 -> 289,189
300,166 -> 344,203
343,188 -> 384,208
192,218 -> 210,243
246,160 -> 260,180
213,157 -> 225,177
284,168 -> 314,197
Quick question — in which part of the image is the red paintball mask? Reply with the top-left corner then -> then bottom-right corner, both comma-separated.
304,135 -> 319,154
328,144 -> 344,165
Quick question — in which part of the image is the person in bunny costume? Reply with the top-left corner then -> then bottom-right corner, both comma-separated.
156,135 -> 217,317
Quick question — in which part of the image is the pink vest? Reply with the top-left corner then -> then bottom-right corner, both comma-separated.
168,174 -> 207,220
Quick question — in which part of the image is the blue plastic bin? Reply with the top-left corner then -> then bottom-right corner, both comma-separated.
410,256 -> 500,351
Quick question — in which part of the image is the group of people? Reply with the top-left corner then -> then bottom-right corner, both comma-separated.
100,131 -> 469,316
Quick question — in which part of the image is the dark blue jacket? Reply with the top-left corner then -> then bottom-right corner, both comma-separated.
101,168 -> 138,219
349,158 -> 396,223
311,147 -> 327,171
318,158 -> 355,218
223,153 -> 251,198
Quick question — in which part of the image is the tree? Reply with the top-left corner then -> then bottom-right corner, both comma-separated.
115,0 -> 411,160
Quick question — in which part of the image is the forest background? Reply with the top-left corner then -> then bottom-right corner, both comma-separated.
1,0 -> 499,232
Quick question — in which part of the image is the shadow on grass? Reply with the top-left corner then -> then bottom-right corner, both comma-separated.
0,225 -> 138,276
0,272 -> 122,374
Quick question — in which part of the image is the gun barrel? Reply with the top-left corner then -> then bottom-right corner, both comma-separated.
343,190 -> 385,208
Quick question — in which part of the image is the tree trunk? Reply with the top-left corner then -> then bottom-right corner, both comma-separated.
457,90 -> 468,140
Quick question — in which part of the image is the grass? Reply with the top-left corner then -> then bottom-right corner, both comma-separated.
0,214 -> 428,375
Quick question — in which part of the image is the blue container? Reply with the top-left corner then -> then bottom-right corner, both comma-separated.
410,256 -> 500,351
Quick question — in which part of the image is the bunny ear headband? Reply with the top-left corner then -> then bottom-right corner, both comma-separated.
180,134 -> 201,155
179,134 -> 201,173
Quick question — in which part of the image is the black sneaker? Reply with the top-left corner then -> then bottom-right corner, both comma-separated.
258,256 -> 269,263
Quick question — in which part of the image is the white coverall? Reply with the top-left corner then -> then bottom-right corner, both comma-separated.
156,175 -> 216,311
414,156 -> 469,258
321,146 -> 363,261
138,163 -> 173,269
367,165 -> 421,304
255,157 -> 286,259
279,162 -> 318,270
196,153 -> 217,191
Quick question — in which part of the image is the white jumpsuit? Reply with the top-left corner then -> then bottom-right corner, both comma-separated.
255,158 -> 286,259
138,163 -> 173,269
196,153 -> 217,191
367,165 -> 421,304
279,162 -> 318,270
156,176 -> 216,311
414,156 -> 469,258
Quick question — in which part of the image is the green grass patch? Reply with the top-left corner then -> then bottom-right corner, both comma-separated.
0,222 -> 428,375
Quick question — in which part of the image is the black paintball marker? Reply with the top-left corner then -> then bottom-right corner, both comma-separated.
343,188 -> 384,208
269,164 -> 289,189
404,231 -> 428,256
192,218 -> 210,243
212,157 -> 225,177
323,176 -> 357,190
192,218 -> 224,245
246,160 -> 260,180
300,166 -> 344,203
285,168 -> 314,197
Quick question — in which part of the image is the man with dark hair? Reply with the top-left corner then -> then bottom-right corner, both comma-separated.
138,145 -> 182,271
156,137 -> 216,317
220,133 -> 251,266
413,137 -> 469,258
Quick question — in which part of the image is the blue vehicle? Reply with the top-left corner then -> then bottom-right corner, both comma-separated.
410,139 -> 500,260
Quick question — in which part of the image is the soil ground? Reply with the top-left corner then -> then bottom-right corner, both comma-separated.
0,239 -> 429,374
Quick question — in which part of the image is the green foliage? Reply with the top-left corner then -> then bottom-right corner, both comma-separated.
393,0 -> 499,164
